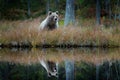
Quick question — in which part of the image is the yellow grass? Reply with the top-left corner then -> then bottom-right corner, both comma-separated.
0,19 -> 120,47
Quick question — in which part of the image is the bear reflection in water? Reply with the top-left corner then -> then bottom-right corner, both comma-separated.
40,60 -> 58,77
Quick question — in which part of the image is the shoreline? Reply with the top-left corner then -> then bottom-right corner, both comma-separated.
0,43 -> 119,48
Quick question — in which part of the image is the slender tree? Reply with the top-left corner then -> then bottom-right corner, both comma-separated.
96,0 -> 101,25
27,0 -> 31,17
65,60 -> 74,80
105,0 -> 112,19
55,0 -> 59,10
114,0 -> 120,21
96,64 -> 100,80
46,0 -> 50,14
64,0 -> 75,26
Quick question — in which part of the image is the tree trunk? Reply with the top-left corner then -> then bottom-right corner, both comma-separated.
65,60 -> 74,80
96,64 -> 100,80
27,0 -> 31,17
96,0 -> 101,25
46,0 -> 50,14
109,0 -> 112,19
114,0 -> 120,21
105,0 -> 112,19
55,0 -> 59,10
64,0 -> 75,26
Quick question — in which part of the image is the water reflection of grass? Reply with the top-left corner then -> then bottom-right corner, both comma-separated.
0,48 -> 120,64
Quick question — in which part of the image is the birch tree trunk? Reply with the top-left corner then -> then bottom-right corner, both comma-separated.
27,0 -> 31,17
96,0 -> 101,25
46,0 -> 50,14
64,0 -> 75,26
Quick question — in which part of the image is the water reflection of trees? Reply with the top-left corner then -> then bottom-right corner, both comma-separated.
0,48 -> 120,80
75,62 -> 96,80
99,61 -> 120,80
0,62 -> 45,80
75,61 -> 120,80
65,60 -> 74,80
0,61 -> 120,80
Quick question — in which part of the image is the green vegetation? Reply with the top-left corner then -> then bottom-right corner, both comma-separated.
0,0 -> 120,20
0,0 -> 46,20
0,60 -> 119,80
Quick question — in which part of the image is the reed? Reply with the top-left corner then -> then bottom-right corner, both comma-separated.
0,19 -> 120,47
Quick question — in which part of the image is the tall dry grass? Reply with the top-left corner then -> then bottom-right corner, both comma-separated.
0,19 -> 120,47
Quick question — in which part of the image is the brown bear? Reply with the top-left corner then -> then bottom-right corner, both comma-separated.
39,11 -> 59,30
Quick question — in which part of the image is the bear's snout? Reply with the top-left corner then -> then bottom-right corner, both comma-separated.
55,18 -> 57,21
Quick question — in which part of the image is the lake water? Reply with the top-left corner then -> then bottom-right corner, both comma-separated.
0,48 -> 120,80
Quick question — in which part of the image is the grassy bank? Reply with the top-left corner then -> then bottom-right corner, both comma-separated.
0,19 -> 120,48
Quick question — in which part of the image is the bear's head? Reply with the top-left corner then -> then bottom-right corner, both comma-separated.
47,11 -> 59,23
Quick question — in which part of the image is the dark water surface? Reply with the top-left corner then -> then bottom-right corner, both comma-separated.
0,48 -> 120,80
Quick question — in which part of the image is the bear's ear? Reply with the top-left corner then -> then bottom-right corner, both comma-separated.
56,11 -> 59,15
48,11 -> 52,15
